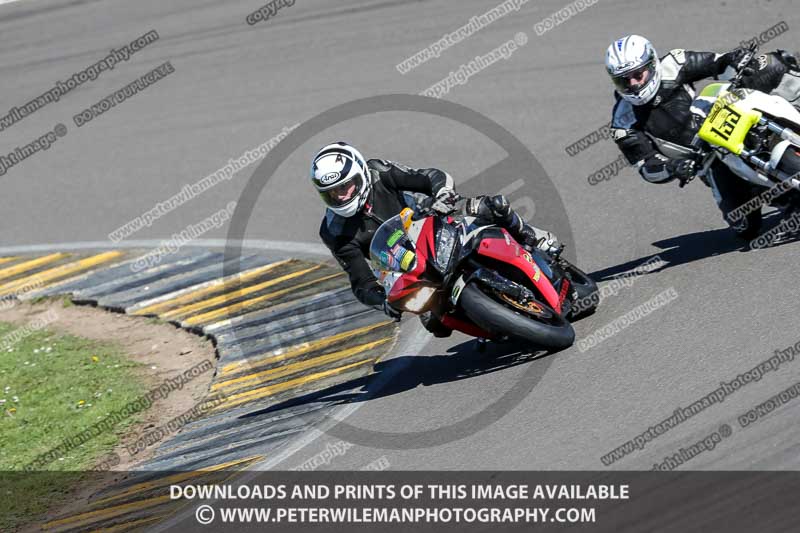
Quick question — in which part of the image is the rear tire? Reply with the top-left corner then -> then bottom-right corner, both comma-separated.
459,283 -> 575,351
775,148 -> 800,218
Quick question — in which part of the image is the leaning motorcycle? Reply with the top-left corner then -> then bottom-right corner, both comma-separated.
686,46 -> 800,236
368,205 -> 598,351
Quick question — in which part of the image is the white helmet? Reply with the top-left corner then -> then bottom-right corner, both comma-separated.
311,142 -> 371,218
605,35 -> 662,106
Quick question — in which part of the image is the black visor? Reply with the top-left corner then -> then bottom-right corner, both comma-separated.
612,60 -> 656,95
318,173 -> 364,208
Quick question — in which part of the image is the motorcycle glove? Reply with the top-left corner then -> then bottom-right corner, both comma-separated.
366,285 -> 401,321
362,285 -> 387,307
720,47 -> 749,70
381,300 -> 403,322
429,187 -> 460,216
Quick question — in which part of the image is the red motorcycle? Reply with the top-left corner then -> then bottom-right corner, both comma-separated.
369,206 -> 598,351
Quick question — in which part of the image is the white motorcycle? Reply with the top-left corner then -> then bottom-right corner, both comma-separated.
685,47 -> 800,237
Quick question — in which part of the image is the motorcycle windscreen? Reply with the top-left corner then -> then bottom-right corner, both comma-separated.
369,215 -> 418,276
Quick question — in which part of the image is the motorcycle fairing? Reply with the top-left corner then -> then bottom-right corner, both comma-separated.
386,215 -> 438,302
690,83 -> 800,186
474,231 -> 563,315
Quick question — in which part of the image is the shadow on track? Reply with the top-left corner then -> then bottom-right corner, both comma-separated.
589,211 -> 793,282
241,339 -> 550,419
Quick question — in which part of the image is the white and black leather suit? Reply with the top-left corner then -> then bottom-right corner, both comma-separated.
611,48 -> 800,234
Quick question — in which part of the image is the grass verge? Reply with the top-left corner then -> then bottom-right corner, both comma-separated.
0,319 -> 146,530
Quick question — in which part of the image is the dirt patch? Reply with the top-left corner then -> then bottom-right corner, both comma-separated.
0,298 -> 217,470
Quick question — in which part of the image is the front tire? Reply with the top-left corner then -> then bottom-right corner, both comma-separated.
777,145 -> 800,177
459,283 -> 575,351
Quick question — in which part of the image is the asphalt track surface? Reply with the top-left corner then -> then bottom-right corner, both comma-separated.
2,0 -> 800,472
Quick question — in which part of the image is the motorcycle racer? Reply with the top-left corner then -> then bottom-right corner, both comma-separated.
606,35 -> 800,238
312,142 -> 559,331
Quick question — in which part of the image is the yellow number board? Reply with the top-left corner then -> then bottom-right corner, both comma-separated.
698,97 -> 761,155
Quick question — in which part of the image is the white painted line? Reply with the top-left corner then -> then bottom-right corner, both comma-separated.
252,324 -> 431,470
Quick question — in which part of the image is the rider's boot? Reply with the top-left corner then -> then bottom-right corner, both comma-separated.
493,199 -> 562,257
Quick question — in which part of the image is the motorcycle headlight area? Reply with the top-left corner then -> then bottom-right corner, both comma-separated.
435,223 -> 457,271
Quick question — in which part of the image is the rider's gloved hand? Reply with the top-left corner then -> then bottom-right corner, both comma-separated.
721,47 -> 749,70
366,285 -> 402,321
430,187 -> 460,216
362,285 -> 387,307
668,158 -> 697,187
381,300 -> 403,322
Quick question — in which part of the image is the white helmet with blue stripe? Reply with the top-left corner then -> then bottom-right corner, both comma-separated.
311,142 -> 371,218
606,35 -> 662,106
